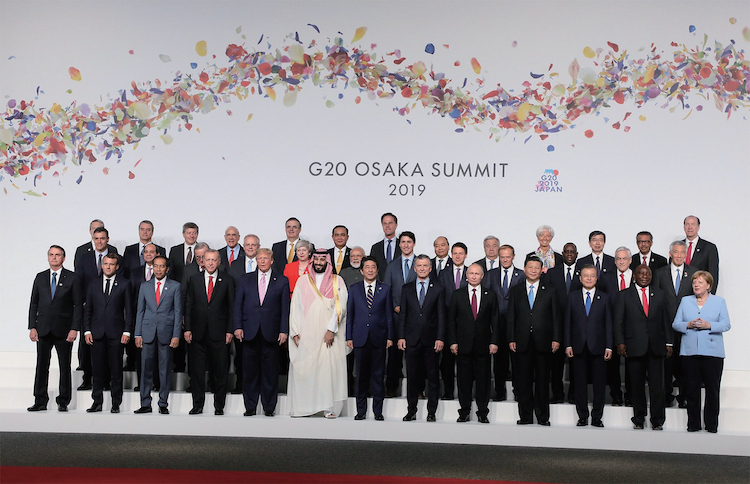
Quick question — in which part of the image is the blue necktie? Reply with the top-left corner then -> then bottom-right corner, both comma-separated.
404,259 -> 410,282
565,267 -> 572,292
502,269 -> 509,296
595,256 -> 601,276
419,281 -> 426,307
489,260 -> 495,270
366,284 -> 374,309
585,291 -> 592,316
528,285 -> 535,308
50,272 -> 57,299
386,240 -> 392,264
675,269 -> 681,295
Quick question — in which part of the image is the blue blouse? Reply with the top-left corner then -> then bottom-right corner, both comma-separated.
672,294 -> 730,358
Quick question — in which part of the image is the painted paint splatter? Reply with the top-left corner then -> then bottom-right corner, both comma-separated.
1,25 -> 748,192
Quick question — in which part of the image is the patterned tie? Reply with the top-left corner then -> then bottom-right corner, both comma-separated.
97,253 -> 102,276
471,288 -> 478,320
386,239 -> 393,264
455,267 -> 461,290
641,287 -> 649,316
642,255 -> 647,266
186,247 -> 193,264
565,267 -> 572,292
437,259 -> 443,274
259,272 -> 267,304
585,291 -> 591,316
287,244 -> 294,264
502,269 -> 509,296
207,275 -> 214,302
595,256 -> 601,276
105,278 -> 111,296
366,284 -> 374,309
336,250 -> 343,274
155,281 -> 162,306
146,265 -> 152,281
675,269 -> 681,296
419,281 -> 426,307
50,272 -> 57,299
403,259 -> 410,282
528,285 -> 535,308
620,273 -> 626,291
229,249 -> 235,267
686,242 -> 693,265
140,245 -> 145,266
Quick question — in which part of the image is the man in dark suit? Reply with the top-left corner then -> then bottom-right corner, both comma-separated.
545,242 -> 579,403
134,256 -> 182,414
219,226 -> 244,270
508,256 -> 562,426
167,222 -> 199,284
474,236 -> 501,272
653,240 -> 695,408
175,241 -> 208,374
184,249 -> 235,415
339,247 -> 366,288
122,220 -> 165,280
83,253 -> 133,413
234,248 -> 290,417
370,212 -> 401,281
575,230 -> 615,278
630,231 -> 668,272
430,236 -> 452,279
75,226 -> 119,391
383,231 -> 417,397
346,256 -> 393,420
683,215 -> 719,293
73,219 -> 105,270
398,254 -> 445,422
328,225 -> 352,275
485,244 -> 523,401
615,264 -> 673,430
447,263 -> 499,423
271,217 -> 302,274
227,234 -> 260,393
28,245 -> 83,412
438,242 -> 469,400
564,265 -> 613,427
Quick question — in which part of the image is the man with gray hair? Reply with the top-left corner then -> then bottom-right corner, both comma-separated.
474,236 -> 501,272
339,246 -> 366,287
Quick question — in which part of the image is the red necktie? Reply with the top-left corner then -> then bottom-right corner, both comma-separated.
641,287 -> 649,317
620,273 -> 626,291
642,255 -> 647,265
686,241 -> 693,265
471,288 -> 478,320
155,281 -> 162,306
207,275 -> 214,302
229,250 -> 234,267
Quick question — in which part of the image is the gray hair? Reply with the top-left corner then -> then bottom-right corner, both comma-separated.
536,225 -> 555,238
297,239 -> 314,253
483,235 -> 500,245
669,240 -> 687,252
195,242 -> 210,251
614,246 -> 632,258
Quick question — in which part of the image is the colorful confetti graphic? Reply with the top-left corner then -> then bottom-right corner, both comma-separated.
1,25 -> 748,195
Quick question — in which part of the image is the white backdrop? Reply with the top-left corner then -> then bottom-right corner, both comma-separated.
1,1 -> 748,369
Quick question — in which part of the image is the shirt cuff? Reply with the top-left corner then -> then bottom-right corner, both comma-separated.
327,312 -> 339,333
84,331 -> 91,335
666,343 -> 673,346
123,332 -> 131,337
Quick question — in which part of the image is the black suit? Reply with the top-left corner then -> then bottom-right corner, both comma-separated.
226,253 -> 255,391
576,253 -> 616,278
328,247 -> 351,275
83,275 -> 133,407
28,268 -> 83,407
184,270 -> 235,411
219,245 -> 245,271
507,280 -> 561,424
597,270 -> 635,403
546,262 -> 579,401
399,279 -> 445,415
122,242 -> 165,280
564,289 -> 612,422
370,238 -> 401,281
473,257 -> 502,273
614,285 -> 672,426
168,243 -> 198,283
684,238 -> 719,293
272,240 -> 298,274
447,285 -> 499,419
430,256 -> 453,280
437,265 -> 468,399
486,266 -> 523,400
630,252 -> 668,273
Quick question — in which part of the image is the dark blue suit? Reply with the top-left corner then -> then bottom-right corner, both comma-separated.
437,264 -> 468,399
346,280 -> 393,416
486,266 -> 523,400
382,256 -> 417,394
233,270 -> 290,413
564,289 -> 612,422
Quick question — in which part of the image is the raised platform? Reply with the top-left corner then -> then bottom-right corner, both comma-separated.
2,352 -> 748,457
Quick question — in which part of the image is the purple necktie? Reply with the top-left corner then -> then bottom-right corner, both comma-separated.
455,268 -> 461,289
471,288 -> 478,320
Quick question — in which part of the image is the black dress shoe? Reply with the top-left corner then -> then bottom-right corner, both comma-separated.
576,418 -> 588,427
215,409 -> 224,416
133,386 -> 140,392
687,427 -> 700,432
633,423 -> 644,430
243,409 -> 256,416
385,391 -> 397,398
86,404 -> 103,413
403,412 -> 417,421
478,415 -> 490,424
373,414 -> 384,421
231,388 -> 243,395
652,424 -> 663,431
158,407 -> 169,415
27,403 -> 47,412
354,414 -> 366,420
516,419 -> 533,425
665,399 -> 675,407
189,407 -> 203,415
678,400 -> 688,409
706,428 -> 717,434
441,395 -> 454,401
591,419 -> 604,428
611,398 -> 623,407
134,406 -> 152,414
549,397 -> 564,404
264,411 -> 274,417
457,414 -> 470,423
77,383 -> 92,391
58,404 -> 68,412
111,405 -> 120,414
418,392 -> 426,400
426,414 -> 436,422
538,421 -> 551,426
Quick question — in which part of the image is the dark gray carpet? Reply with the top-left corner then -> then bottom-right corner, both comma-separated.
1,432 -> 748,483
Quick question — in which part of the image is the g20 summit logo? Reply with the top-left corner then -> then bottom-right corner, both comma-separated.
535,169 -> 562,193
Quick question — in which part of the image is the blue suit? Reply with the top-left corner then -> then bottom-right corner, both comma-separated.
135,277 -> 182,409
382,256 -> 417,394
346,280 -> 393,416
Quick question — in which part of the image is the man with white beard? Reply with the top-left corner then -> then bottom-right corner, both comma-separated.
339,247 -> 366,288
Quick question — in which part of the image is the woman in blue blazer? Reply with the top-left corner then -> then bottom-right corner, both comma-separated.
672,271 -> 730,433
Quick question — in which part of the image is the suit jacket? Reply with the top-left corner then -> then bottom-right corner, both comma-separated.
575,253 -> 616,278
546,263 -> 580,310
74,244 -> 120,288
370,239 -> 401,281
683,238 -> 719,293
430,256 -> 453,280
447,285 -> 500,354
135,278 -> 182,345
234,270 -> 290,342
83,275 -> 133,339
328,247 -> 352,275
630,252 -> 668,272
614,285 -> 672,357
473,257 -> 503,273
168,243 -> 198,283
339,266 -> 364,288
564,289 -> 612,355
383,256 -> 417,311
346,280 -> 393,347
28,268 -> 83,338
486,266 -> 523,316
507,280 -> 562,353
398,279 -> 445,345
439,264 -> 468,308
227,253 -> 255,283
219,245 -> 246,271
652,264 -> 696,321
272,240 -> 298,274
180,264 -> 203,313
184,270 -> 235,342
598,271 -> 634,298
122,242 -> 165,280
673,295 -> 730,358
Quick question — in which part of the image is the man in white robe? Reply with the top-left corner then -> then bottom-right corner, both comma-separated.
288,250 -> 349,417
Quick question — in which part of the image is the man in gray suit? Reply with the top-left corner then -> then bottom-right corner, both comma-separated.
134,255 -> 182,414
